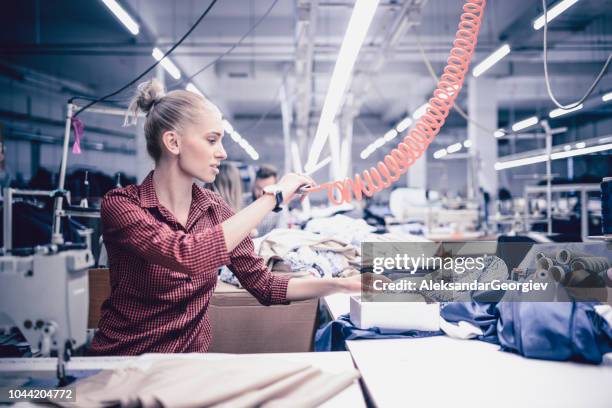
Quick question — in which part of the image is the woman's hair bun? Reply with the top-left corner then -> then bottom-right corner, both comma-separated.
123,79 -> 165,126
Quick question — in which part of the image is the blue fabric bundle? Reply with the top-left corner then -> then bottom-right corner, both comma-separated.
441,300 -> 612,364
314,314 -> 442,351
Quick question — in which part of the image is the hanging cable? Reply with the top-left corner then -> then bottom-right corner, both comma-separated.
542,0 -> 611,110
304,0 -> 487,204
415,30 -> 499,135
184,0 -> 279,83
71,0 -> 219,117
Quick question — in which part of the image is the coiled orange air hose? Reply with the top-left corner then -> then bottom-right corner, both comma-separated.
305,0 -> 487,205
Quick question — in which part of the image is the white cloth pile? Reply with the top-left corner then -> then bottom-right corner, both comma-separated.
57,356 -> 359,408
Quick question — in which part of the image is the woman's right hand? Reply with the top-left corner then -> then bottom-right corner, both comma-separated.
276,173 -> 315,205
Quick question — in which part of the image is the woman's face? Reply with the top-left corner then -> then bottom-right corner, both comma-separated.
177,108 -> 227,183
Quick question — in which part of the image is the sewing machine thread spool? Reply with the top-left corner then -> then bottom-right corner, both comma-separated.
601,268 -> 612,287
549,265 -> 570,283
536,256 -> 554,270
555,249 -> 588,265
570,257 -> 610,274
602,177 -> 612,237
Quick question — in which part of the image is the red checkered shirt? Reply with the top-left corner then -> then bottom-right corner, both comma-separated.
88,172 -> 290,355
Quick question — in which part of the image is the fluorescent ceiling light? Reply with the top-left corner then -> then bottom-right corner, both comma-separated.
305,0 -> 380,172
186,83 -> 203,97
495,154 -> 548,170
383,129 -> 398,142
231,131 -> 242,143
533,0 -> 580,30
549,104 -> 583,118
495,142 -> 612,170
412,102 -> 429,120
575,142 -> 586,149
433,149 -> 447,159
602,92 -> 612,102
463,140 -> 473,148
551,143 -> 612,159
373,138 -> 385,149
395,117 -> 412,132
563,144 -> 571,151
360,146 -> 374,160
222,120 -> 234,134
494,129 -> 506,138
472,44 -> 511,77
152,48 -> 181,80
447,143 -> 462,154
101,0 -> 140,35
512,116 -> 539,132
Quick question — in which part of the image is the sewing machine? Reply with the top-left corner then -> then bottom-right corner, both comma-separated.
0,188 -> 94,385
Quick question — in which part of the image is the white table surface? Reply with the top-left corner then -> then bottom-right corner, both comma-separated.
323,294 -> 612,408
0,352 -> 365,408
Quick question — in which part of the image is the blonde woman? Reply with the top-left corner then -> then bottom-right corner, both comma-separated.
88,79 -> 362,355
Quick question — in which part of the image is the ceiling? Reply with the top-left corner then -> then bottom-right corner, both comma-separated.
1,0 -> 612,153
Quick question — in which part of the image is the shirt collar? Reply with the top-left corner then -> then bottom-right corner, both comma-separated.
138,170 -> 213,213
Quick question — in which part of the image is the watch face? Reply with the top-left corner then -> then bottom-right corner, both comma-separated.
263,184 -> 279,195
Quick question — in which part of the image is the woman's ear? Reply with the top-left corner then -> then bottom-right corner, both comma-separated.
161,130 -> 180,156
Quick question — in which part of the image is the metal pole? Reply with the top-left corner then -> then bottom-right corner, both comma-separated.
3,188 -> 12,252
51,103 -> 73,244
580,189 -> 587,241
541,120 -> 553,235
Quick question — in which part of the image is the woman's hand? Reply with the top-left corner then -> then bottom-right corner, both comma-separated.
276,173 -> 315,205
337,273 -> 392,293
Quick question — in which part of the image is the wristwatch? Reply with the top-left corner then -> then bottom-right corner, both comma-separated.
263,184 -> 284,213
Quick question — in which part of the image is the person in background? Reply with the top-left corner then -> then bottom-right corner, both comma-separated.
210,162 -> 243,212
248,164 -> 289,237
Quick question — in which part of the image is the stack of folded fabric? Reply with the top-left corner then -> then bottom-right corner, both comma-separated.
57,356 -> 359,408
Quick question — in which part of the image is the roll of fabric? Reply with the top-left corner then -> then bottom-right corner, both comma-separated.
564,269 -> 605,288
536,256 -> 554,270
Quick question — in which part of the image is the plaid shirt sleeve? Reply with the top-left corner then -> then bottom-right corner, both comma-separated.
216,199 -> 290,306
102,189 -> 231,275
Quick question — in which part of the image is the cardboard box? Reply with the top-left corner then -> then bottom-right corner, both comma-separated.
350,295 -> 440,331
88,268 -> 111,329
208,279 -> 319,353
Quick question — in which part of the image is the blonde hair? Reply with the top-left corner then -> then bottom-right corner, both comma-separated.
124,79 -> 220,161
211,162 -> 243,212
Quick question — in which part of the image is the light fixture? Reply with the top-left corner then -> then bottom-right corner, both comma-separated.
395,116 -> 412,132
602,92 -> 612,102
494,129 -> 506,138
433,149 -> 448,159
152,48 -> 181,80
549,104 -> 583,118
533,0 -> 580,30
222,120 -> 234,134
495,142 -> 612,170
360,146 -> 374,160
305,0 -> 380,172
463,140 -> 473,148
512,116 -> 539,132
494,154 -> 549,170
575,142 -> 586,149
373,138 -> 385,149
447,142 -> 462,154
412,102 -> 429,120
472,44 -> 511,77
551,143 -> 612,159
101,0 -> 140,35
186,83 -> 204,97
230,131 -> 242,143
383,129 -> 398,142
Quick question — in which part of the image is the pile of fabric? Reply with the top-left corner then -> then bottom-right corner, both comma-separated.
220,229 -> 360,287
57,356 -> 359,407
